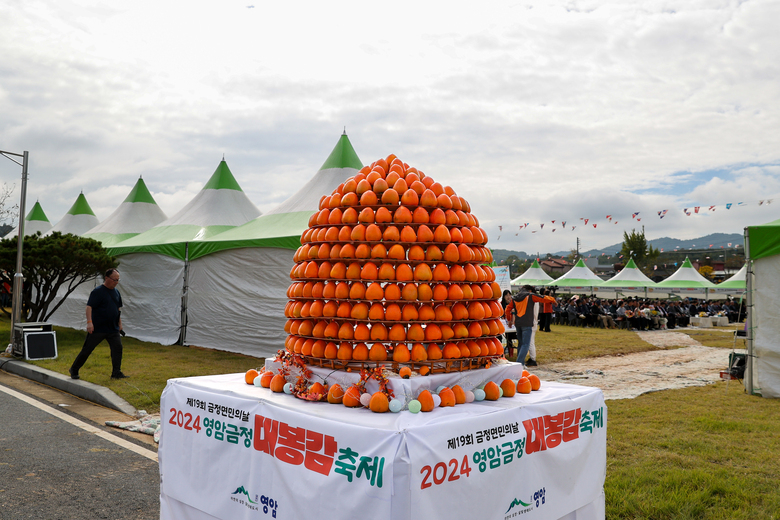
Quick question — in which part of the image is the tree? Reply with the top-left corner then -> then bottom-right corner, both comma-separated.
620,227 -> 660,272
698,265 -> 714,280
0,182 -> 18,227
0,232 -> 117,322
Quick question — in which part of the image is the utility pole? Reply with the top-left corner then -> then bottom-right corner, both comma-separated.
576,237 -> 580,259
1,149 -> 29,350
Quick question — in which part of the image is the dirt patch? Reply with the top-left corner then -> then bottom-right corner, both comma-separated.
534,330 -> 745,400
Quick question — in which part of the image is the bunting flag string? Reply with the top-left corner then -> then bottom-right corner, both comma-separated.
501,195 -> 777,238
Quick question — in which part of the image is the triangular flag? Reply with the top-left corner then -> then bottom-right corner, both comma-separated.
540,223 -> 544,229
726,203 -> 732,209
552,229 -> 556,232
694,207 -> 700,213
551,220 -> 556,224
498,225 -> 502,231
759,200 -> 764,206
593,223 -> 597,228
606,215 -> 612,220
562,221 -> 566,228
636,218 -> 641,221
632,212 -> 640,219
728,243 -> 732,247
584,219 -> 589,225
709,206 -> 716,211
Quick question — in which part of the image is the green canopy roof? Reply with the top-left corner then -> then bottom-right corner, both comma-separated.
188,211 -> 312,260
123,176 -> 158,204
188,133 -> 363,260
547,258 -> 604,287
747,217 -> 780,260
319,131 -> 363,170
106,160 -> 260,259
26,201 -> 50,222
67,193 -> 96,216
655,257 -> 716,288
202,160 -> 243,191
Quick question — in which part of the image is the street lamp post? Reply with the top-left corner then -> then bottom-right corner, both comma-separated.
1,149 -> 29,351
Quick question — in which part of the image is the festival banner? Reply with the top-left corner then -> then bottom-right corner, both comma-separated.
160,379 -> 401,520
494,265 -> 512,294
405,384 -> 606,520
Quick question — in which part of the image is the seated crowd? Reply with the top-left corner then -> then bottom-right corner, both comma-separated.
549,295 -> 745,331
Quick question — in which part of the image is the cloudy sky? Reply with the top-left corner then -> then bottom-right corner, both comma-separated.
1,0 -> 778,255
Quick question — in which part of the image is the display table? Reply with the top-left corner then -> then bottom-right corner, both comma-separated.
690,316 -> 712,328
713,316 -> 729,327
159,368 -> 607,520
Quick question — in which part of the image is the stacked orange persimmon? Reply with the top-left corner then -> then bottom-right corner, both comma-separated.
283,155 -> 505,371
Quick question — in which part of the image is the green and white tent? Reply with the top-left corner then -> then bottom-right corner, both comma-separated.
46,193 -> 99,236
714,263 -> 747,293
82,177 -> 168,247
183,133 -> 363,357
47,178 -> 169,330
745,217 -> 780,398
594,258 -> 656,298
104,160 -> 261,345
654,257 -> 716,296
547,258 -> 604,291
4,201 -> 52,238
510,259 -> 553,288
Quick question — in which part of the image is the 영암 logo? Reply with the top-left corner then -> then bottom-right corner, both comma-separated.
505,496 -> 532,514
231,486 -> 258,504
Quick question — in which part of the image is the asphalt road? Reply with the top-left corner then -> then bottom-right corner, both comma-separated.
0,374 -> 160,520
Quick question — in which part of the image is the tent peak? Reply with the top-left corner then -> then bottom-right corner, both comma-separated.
124,177 -> 158,204
203,160 -> 243,191
26,201 -> 50,222
67,193 -> 96,216
320,133 -> 362,171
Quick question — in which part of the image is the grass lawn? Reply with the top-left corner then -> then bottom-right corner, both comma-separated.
1,316 -> 265,414
3,315 -> 779,518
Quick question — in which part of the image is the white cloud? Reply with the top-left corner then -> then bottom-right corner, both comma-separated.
0,0 -> 778,253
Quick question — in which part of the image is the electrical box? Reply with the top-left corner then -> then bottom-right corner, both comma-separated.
12,323 -> 57,360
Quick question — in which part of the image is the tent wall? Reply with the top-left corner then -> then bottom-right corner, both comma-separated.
753,255 -> 780,397
46,278 -> 100,329
117,253 -> 185,345
184,247 -> 293,357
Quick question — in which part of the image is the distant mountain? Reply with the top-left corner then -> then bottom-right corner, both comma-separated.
491,248 -> 533,263
554,232 -> 744,257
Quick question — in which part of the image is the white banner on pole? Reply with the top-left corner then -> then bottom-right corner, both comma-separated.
494,265 -> 512,294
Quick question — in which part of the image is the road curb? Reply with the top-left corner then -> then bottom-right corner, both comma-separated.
0,358 -> 137,416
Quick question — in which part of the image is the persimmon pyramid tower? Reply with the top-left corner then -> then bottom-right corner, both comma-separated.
283,155 -> 505,371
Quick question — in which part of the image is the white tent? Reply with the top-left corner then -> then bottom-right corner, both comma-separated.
183,133 -> 363,357
714,263 -> 747,295
4,201 -> 52,238
745,218 -> 780,397
83,177 -> 168,247
594,258 -> 656,298
46,193 -> 99,235
105,160 -> 261,344
510,259 -> 553,288
547,258 -> 603,292
654,257 -> 716,298
47,178 -> 169,329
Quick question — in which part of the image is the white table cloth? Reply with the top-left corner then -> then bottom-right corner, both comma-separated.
159,367 -> 606,520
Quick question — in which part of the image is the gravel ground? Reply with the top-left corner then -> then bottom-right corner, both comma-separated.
533,330 -> 746,400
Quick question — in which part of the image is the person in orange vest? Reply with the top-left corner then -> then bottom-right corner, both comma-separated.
505,285 -> 556,366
